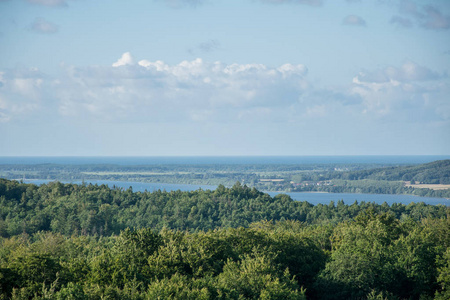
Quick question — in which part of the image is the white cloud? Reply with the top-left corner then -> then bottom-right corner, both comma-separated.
29,18 -> 59,34
1,55 -> 311,123
112,52 -> 134,67
277,63 -> 308,78
138,59 -> 168,71
0,56 -> 448,133
342,15 -> 367,26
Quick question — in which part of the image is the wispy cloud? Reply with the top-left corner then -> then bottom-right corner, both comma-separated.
390,15 -> 413,28
29,17 -> 59,34
395,0 -> 450,30
342,15 -> 367,27
0,68 -> 45,123
26,0 -> 68,7
355,61 -> 444,83
351,62 -> 449,121
159,0 -> 207,8
159,0 -> 324,8
420,5 -> 450,30
188,39 -> 220,55
199,39 -> 220,53
258,0 -> 323,6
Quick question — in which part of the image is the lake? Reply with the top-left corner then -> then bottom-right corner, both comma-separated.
23,179 -> 449,206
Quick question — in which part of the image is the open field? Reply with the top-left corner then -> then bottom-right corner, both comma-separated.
259,179 -> 285,182
405,182 -> 450,190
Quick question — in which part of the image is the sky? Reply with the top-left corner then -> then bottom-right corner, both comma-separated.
0,0 -> 449,156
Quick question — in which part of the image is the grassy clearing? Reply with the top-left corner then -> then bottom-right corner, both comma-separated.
405,182 -> 450,190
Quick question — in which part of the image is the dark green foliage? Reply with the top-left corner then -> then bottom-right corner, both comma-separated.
340,159 -> 450,184
0,179 -> 448,239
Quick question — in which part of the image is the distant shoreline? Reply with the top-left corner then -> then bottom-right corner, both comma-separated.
294,191 -> 329,194
1,155 -> 450,165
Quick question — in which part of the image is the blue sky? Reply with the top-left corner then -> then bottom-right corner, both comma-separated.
0,0 -> 449,156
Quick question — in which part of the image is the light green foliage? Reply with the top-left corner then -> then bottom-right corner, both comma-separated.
216,252 -> 305,300
316,210 -> 448,299
146,274 -> 211,300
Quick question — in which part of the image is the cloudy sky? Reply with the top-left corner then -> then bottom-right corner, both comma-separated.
0,0 -> 449,156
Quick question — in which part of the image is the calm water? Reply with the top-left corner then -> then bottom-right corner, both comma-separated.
2,155 -> 450,165
23,179 -> 449,206
267,192 -> 449,206
24,180 -> 217,193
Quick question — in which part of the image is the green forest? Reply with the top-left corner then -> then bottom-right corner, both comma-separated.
0,178 -> 449,299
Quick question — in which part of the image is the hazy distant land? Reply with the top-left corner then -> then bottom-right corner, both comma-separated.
1,157 -> 449,198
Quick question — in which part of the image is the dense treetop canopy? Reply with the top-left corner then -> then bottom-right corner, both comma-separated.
0,178 -> 449,299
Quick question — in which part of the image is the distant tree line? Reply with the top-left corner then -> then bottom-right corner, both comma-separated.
289,179 -> 450,198
286,160 -> 450,184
